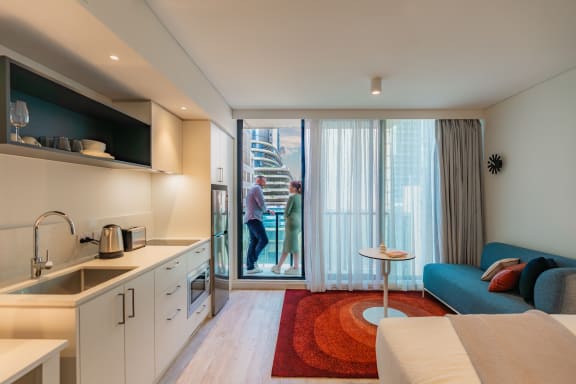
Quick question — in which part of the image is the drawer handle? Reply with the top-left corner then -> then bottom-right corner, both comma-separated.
195,304 -> 207,314
167,308 -> 181,321
166,285 -> 181,296
118,293 -> 126,325
194,248 -> 206,254
165,261 -> 180,270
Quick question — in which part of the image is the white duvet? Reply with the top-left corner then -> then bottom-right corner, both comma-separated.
375,315 -> 576,384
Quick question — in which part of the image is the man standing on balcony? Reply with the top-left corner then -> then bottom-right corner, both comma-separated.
244,175 -> 275,274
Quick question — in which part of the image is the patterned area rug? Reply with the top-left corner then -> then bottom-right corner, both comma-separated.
271,289 -> 452,378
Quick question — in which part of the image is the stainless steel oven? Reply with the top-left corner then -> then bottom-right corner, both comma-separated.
187,261 -> 210,318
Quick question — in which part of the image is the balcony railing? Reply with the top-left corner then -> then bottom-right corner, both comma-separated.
241,210 -> 302,277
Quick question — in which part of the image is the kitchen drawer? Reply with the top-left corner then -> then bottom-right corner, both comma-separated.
155,294 -> 187,376
187,243 -> 210,271
155,255 -> 185,295
186,295 -> 210,335
156,281 -> 186,318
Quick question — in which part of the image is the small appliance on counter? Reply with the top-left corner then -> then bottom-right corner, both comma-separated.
122,226 -> 146,251
99,224 -> 124,259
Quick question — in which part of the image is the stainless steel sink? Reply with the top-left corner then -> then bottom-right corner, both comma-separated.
8,267 -> 135,295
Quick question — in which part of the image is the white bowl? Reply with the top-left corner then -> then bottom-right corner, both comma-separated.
82,139 -> 106,152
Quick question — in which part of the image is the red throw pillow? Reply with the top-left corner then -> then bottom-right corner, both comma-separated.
506,263 -> 527,273
488,267 -> 524,292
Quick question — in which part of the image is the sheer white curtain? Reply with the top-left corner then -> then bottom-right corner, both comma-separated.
304,120 -> 382,292
304,119 -> 440,292
383,119 -> 440,290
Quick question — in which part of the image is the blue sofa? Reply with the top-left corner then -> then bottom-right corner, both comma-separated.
423,242 -> 576,314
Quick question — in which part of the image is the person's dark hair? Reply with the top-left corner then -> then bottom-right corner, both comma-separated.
290,180 -> 302,194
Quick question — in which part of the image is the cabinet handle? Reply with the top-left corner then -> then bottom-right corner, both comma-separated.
165,261 -> 180,270
166,285 -> 181,296
195,304 -> 207,314
118,293 -> 126,325
195,248 -> 206,254
167,308 -> 181,321
128,288 -> 136,318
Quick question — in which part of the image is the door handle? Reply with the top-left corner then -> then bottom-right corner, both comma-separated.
217,167 -> 224,183
128,288 -> 135,318
118,293 -> 126,325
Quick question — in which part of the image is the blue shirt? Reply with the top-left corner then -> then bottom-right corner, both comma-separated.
244,184 -> 267,223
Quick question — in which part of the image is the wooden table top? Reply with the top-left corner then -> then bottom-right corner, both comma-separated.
358,248 -> 415,261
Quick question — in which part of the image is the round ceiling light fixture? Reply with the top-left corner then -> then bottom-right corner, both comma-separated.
109,55 -> 120,61
371,77 -> 382,95
180,106 -> 188,111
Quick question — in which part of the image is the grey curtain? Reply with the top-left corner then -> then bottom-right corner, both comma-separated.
436,119 -> 484,265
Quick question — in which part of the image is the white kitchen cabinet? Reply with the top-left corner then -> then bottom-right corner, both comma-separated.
115,101 -> 183,173
154,255 -> 188,376
79,271 -> 155,384
211,123 -> 234,186
79,285 -> 125,384
124,271 -> 155,384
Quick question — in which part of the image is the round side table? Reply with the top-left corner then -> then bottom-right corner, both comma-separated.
358,248 -> 415,325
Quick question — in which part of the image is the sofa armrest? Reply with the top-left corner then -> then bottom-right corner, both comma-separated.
534,268 -> 576,314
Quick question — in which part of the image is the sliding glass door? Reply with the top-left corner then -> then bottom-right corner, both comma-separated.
237,119 -> 305,279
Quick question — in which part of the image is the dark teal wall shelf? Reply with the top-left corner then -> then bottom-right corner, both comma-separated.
0,56 -> 152,170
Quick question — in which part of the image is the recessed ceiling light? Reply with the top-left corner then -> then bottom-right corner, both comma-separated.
371,76 -> 382,95
109,55 -> 120,61
180,106 -> 188,111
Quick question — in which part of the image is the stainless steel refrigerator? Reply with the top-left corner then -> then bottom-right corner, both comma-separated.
211,184 -> 229,315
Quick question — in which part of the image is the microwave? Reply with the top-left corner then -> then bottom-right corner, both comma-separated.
187,262 -> 210,318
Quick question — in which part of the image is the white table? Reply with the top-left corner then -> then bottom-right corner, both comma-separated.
0,339 -> 67,384
359,248 -> 415,325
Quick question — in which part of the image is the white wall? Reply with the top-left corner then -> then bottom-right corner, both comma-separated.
484,68 -> 576,258
0,155 -> 152,286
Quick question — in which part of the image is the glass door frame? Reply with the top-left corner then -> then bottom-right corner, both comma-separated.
236,119 -> 306,280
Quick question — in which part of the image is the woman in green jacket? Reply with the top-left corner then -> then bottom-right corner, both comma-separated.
272,180 -> 302,275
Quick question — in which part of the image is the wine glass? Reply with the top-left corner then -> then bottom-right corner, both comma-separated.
9,101 -> 29,143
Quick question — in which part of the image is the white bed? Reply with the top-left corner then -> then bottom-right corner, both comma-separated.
375,314 -> 576,384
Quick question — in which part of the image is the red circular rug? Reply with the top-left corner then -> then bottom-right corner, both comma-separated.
271,289 -> 453,378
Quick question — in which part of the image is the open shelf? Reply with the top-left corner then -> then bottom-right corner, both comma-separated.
0,56 -> 152,170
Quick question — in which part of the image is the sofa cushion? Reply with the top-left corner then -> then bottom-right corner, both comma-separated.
519,257 -> 554,303
481,258 -> 520,281
424,263 -> 534,314
480,243 -> 576,271
489,268 -> 522,292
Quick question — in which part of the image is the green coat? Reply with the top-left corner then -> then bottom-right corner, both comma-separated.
282,193 -> 302,253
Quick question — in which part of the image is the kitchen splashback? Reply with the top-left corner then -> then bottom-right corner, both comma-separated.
0,154 -> 152,287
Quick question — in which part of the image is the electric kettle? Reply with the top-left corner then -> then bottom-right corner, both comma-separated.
99,224 -> 124,259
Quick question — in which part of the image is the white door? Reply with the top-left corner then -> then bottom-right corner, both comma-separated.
79,285 -> 125,384
124,271 -> 155,384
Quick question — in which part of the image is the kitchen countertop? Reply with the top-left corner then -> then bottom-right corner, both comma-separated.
0,237 -> 210,308
0,339 -> 68,384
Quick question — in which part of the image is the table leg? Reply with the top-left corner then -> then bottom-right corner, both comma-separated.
383,259 -> 390,317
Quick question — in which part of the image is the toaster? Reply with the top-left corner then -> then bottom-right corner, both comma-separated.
122,226 -> 146,251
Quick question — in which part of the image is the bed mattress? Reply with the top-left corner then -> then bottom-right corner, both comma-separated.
375,314 -> 576,384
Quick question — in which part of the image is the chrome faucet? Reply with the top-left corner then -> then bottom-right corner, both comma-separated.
32,211 -> 76,278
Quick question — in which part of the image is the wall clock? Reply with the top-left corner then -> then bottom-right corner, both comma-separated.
487,154 -> 503,175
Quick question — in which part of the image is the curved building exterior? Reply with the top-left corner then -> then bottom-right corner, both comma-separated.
250,129 -> 293,207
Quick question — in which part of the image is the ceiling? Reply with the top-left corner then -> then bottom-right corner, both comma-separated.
0,0 -> 208,120
146,0 -> 576,110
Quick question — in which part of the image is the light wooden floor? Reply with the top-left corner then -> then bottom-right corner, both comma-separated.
160,290 -> 379,384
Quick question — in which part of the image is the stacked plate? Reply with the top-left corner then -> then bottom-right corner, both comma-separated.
81,140 -> 115,159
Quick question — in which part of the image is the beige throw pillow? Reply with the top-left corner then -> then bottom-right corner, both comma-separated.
481,258 -> 520,281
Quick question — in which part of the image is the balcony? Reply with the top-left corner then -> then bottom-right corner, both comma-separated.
241,211 -> 303,278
